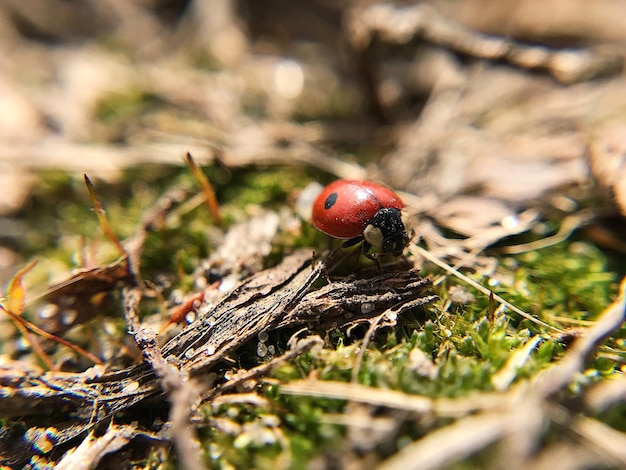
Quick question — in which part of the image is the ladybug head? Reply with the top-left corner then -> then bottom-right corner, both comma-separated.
363,208 -> 410,256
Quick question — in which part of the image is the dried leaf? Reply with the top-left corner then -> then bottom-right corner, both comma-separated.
5,260 -> 37,315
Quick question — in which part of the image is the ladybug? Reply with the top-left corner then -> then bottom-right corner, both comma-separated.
311,179 -> 411,259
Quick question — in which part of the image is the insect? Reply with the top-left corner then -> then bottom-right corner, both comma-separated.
311,179 -> 411,259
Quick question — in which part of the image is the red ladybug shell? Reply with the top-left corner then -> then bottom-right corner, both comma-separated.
311,180 -> 405,239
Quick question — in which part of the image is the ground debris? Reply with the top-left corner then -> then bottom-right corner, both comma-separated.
282,279 -> 626,470
0,250 -> 435,467
39,187 -> 188,335
346,2 -> 621,83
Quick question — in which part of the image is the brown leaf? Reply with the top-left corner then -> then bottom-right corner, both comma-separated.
5,260 -> 37,315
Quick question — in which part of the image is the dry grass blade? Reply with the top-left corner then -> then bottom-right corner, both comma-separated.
533,276 -> 626,398
379,413 -> 507,470
491,335 -> 542,391
350,295 -> 435,383
83,174 -> 128,257
583,376 -> 626,414
411,244 -> 561,332
1,260 -> 53,368
0,305 -> 54,370
0,250 -> 438,465
1,260 -> 102,367
185,152 -> 221,225
0,306 -> 102,365
500,212 -> 593,255
281,277 -> 625,468
55,424 -> 147,470
569,415 -> 626,466
279,380 -> 507,418
205,335 -> 324,402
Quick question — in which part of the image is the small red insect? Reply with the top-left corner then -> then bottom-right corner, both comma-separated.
311,179 -> 411,259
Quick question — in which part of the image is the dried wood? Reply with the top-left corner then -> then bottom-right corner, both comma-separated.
0,250 -> 435,466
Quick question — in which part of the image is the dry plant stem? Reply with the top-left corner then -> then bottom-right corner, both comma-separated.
567,414 -> 626,466
280,380 -> 508,418
350,296 -> 434,383
83,174 -> 128,259
1,306 -> 55,370
123,287 -> 206,470
32,187 -> 186,336
379,412 -> 508,470
346,3 -> 620,83
1,305 -> 102,365
500,212 -> 593,255
185,152 -> 221,225
351,311 -> 389,383
533,277 -> 626,398
429,209 -> 539,286
431,243 -> 490,287
583,376 -> 626,414
410,244 -> 560,332
2,260 -> 55,369
55,424 -> 146,470
387,277 -> 626,467
283,277 -> 626,469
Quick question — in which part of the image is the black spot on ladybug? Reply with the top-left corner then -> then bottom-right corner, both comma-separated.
324,192 -> 338,210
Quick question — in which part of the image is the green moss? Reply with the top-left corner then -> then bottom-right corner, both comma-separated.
6,164 -> 625,468
255,233 -> 622,465
219,168 -> 310,208
197,398 -> 343,469
501,242 -> 616,325
95,90 -> 163,124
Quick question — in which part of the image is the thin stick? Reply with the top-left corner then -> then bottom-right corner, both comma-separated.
0,305 -> 103,365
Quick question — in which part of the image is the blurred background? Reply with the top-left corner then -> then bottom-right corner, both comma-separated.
1,0 -> 626,276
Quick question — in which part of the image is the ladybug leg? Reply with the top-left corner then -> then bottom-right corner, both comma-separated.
320,251 -> 333,283
324,246 -> 351,278
322,243 -> 358,276
341,236 -> 364,249
361,242 -> 383,271
339,236 -> 366,269
360,241 -> 372,258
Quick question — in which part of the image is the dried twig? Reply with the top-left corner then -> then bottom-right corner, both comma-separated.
0,250 -> 436,466
123,287 -> 205,470
345,3 -> 621,83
